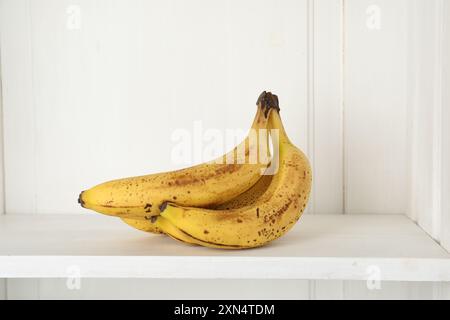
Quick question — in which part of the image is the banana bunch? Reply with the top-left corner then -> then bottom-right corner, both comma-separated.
79,91 -> 312,249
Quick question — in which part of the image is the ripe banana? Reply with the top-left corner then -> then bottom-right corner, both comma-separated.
160,106 -> 312,248
155,216 -> 235,249
212,174 -> 273,210
122,173 -> 274,244
121,217 -> 163,234
121,135 -> 273,235
79,92 -> 277,220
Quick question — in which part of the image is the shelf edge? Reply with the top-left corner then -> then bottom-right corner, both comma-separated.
1,256 -> 449,281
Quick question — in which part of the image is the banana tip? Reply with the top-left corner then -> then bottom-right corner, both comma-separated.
78,191 -> 85,207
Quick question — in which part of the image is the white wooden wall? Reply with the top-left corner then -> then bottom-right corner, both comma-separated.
0,37 -> 5,300
406,0 -> 450,251
441,0 -> 450,252
0,0 -> 449,299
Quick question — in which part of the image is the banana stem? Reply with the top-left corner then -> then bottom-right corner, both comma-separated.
270,110 -> 290,145
256,91 -> 280,118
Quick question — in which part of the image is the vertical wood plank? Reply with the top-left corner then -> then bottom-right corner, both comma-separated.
309,0 -> 344,214
433,282 -> 450,300
305,0 -> 315,214
313,280 -> 344,300
0,0 -> 36,214
0,279 -> 5,300
344,0 -> 408,214
0,39 -> 4,216
440,0 -> 450,251
0,16 -> 4,299
21,279 -> 310,300
5,279 -> 39,300
407,0 -> 447,242
343,281 -> 434,300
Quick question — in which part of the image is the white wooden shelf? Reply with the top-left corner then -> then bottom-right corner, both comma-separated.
0,214 -> 449,281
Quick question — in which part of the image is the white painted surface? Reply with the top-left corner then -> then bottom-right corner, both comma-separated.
344,0 -> 408,214
407,0 -> 442,240
439,0 -> 450,252
0,214 -> 448,280
0,4 -> 6,300
0,38 -> 4,216
343,281 -> 435,300
0,0 -> 36,214
5,279 -> 39,300
309,0 -> 343,214
406,0 -> 450,252
7,279 -> 310,300
0,279 -> 5,300
5,279 -> 449,300
313,280 -> 344,300
433,282 -> 450,300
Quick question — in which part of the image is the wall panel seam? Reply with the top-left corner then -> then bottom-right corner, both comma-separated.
306,0 -> 315,214
0,40 -> 5,215
441,0 -> 450,253
408,0 -> 420,223
308,280 -> 315,300
340,0 -> 346,215
405,0 -> 414,222
27,0 -> 38,215
431,0 -> 444,242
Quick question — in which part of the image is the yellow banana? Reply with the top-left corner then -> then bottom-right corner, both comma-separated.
121,215 -> 200,246
79,92 -> 277,220
120,132 -> 273,234
122,173 -> 273,241
123,212 -> 239,249
155,217 -> 238,249
160,104 -> 312,249
212,175 -> 273,210
121,217 -> 163,234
